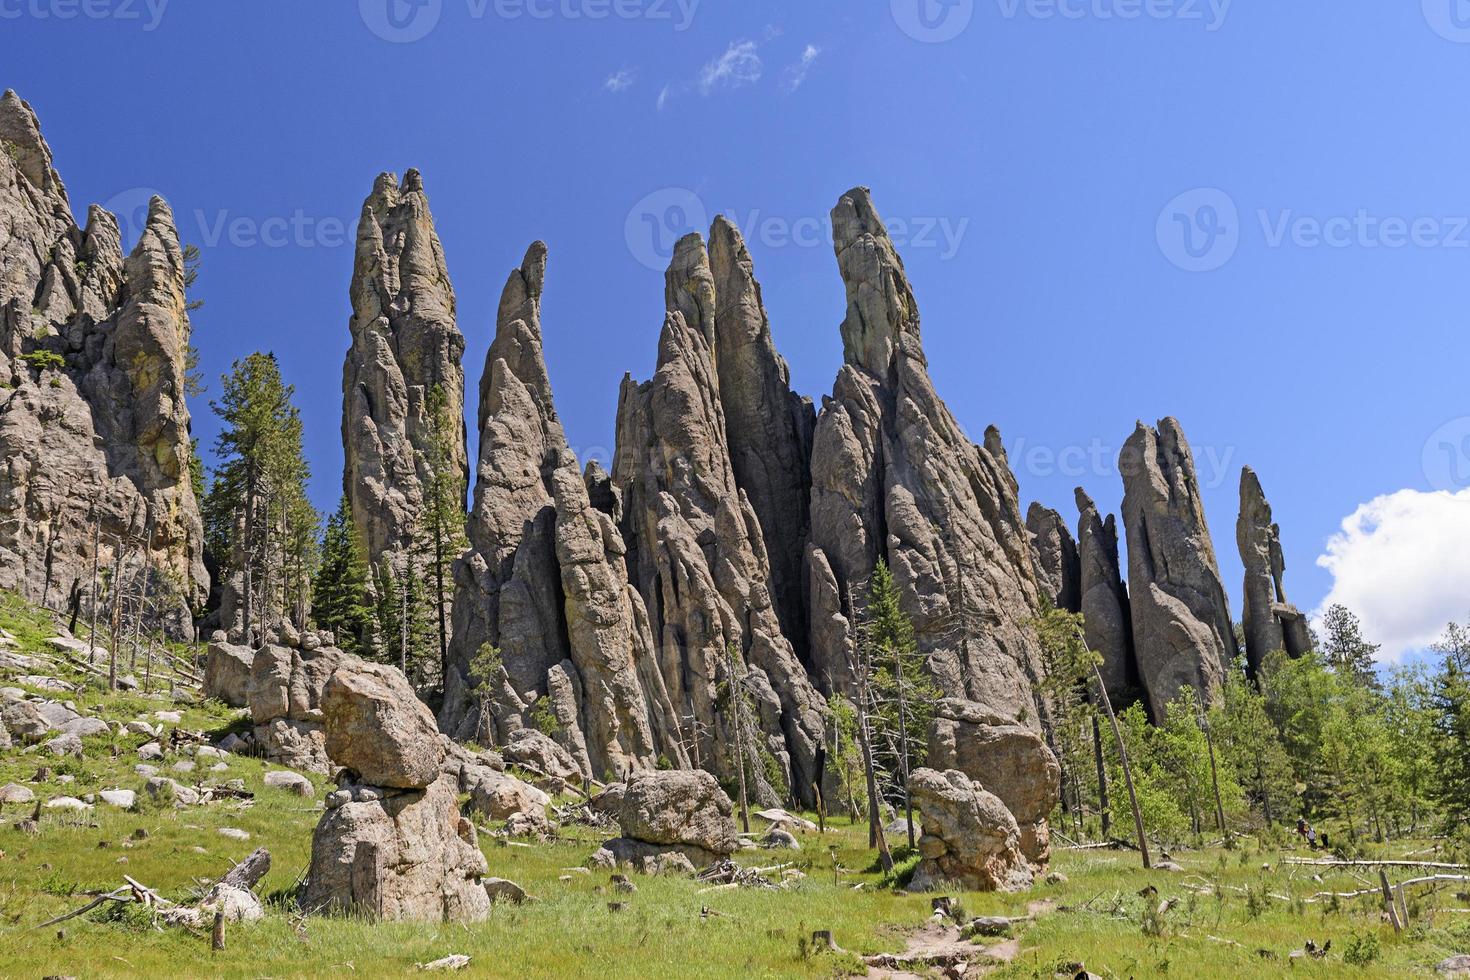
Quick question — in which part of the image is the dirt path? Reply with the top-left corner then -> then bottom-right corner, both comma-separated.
863,899 -> 1056,977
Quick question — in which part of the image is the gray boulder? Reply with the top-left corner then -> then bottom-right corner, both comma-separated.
320,661 -> 443,789
203,641 -> 255,707
595,770 -> 739,868
908,768 -> 1032,893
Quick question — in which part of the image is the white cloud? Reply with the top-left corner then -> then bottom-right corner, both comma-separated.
1313,488 -> 1470,662
698,40 -> 763,95
656,84 -> 672,112
783,44 -> 822,92
604,68 -> 637,94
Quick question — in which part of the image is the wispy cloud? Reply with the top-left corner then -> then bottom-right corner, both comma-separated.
698,40 -> 763,95
604,68 -> 638,94
656,84 -> 672,112
783,44 -> 822,92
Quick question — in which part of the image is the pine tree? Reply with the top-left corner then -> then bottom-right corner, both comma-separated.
1320,604 -> 1382,690
311,495 -> 374,656
208,352 -> 315,637
417,384 -> 467,688
1432,621 -> 1470,830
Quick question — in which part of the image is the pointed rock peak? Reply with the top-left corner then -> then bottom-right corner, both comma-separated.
520,240 -> 548,298
831,187 -> 920,378
1074,486 -> 1098,516
655,309 -> 712,370
710,213 -> 745,251
497,241 -> 549,328
831,186 -> 894,256
369,170 -> 400,202
665,232 -> 716,354
0,89 -> 65,202
1240,464 -> 1265,504
402,167 -> 424,193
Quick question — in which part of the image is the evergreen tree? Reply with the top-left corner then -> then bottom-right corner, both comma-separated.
311,495 -> 374,656
1432,621 -> 1470,830
1211,658 -> 1296,828
208,352 -> 315,636
1320,604 -> 1382,690
416,384 -> 467,688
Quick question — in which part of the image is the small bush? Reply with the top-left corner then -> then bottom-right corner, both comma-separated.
19,350 -> 64,372
1343,929 -> 1380,967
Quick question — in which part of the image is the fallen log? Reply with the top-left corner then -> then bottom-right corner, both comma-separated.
1284,858 -> 1468,871
218,848 -> 271,892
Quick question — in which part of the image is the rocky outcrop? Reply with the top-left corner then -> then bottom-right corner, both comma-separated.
908,767 -> 1032,893
1120,419 -> 1238,719
1026,503 -> 1080,613
247,639 -> 355,775
590,770 -> 739,871
806,188 -> 1045,723
0,91 -> 207,636
342,169 -> 467,573
928,699 -> 1060,866
615,235 -> 826,805
707,217 -> 816,658
442,243 -> 572,745
1075,489 -> 1136,703
203,640 -> 254,707
1237,466 -> 1312,674
304,657 -> 488,923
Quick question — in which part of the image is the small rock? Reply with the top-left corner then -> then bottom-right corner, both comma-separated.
1155,861 -> 1185,873
98,790 -> 137,809
1045,871 -> 1069,885
145,777 -> 199,806
963,916 -> 1016,938
218,827 -> 250,841
42,733 -> 82,757
483,878 -> 534,905
1438,955 -> 1470,977
172,760 -> 197,774
58,717 -> 110,739
138,742 -> 164,761
134,765 -> 159,778
417,955 -> 471,972
43,796 -> 92,811
153,711 -> 182,725
0,783 -> 35,805
196,746 -> 224,761
125,721 -> 157,737
263,771 -> 314,797
760,829 -> 801,850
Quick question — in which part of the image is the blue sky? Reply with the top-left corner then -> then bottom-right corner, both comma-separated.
5,0 -> 1469,660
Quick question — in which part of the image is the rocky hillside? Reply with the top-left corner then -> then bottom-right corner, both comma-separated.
0,90 -> 207,637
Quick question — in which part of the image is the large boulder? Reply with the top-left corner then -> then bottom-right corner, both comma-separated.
908,768 -> 1032,893
467,770 -> 549,822
321,661 -> 443,789
928,699 -> 1061,865
0,696 -> 50,742
247,643 -> 354,774
203,641 -> 255,707
502,728 -> 580,782
593,770 -> 739,869
302,774 -> 489,924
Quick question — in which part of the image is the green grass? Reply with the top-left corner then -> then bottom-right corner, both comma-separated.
1,592 -> 1467,977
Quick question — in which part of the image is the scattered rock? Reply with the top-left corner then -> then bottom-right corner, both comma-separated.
43,796 -> 92,811
417,955 -> 472,972
761,829 -> 801,850
57,716 -> 109,739
483,878 -> 534,905
0,783 -> 35,804
138,741 -> 164,760
1436,955 -> 1470,977
42,733 -> 82,757
98,790 -> 136,809
145,777 -> 199,806
467,770 -> 549,822
202,640 -> 256,708
263,771 -> 314,797
218,828 -> 250,841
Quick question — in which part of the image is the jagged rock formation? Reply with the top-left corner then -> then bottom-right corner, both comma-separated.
342,169 -> 467,572
1026,503 -> 1079,613
1075,488 -> 1136,703
706,218 -> 816,657
443,242 -> 572,744
247,634 -> 355,774
1237,466 -> 1312,674
805,188 -> 1045,724
0,91 -> 207,635
1120,418 -> 1238,719
615,233 -> 827,805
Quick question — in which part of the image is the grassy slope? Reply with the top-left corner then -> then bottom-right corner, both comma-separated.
0,591 -> 1465,978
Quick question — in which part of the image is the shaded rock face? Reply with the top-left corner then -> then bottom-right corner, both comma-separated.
592,769 -> 738,870
1237,466 -> 1312,674
342,169 -> 467,573
907,767 -> 1032,893
247,643 -> 356,774
1075,488 -> 1137,704
928,698 -> 1060,866
614,234 -> 826,805
203,641 -> 255,708
0,91 -> 207,636
806,188 -> 1045,723
1026,503 -> 1080,613
303,774 -> 489,923
442,242 -> 572,745
1120,419 -> 1238,719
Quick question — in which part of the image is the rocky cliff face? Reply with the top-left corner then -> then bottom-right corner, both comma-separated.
1026,503 -> 1079,613
1237,466 -> 1312,674
615,235 -> 826,803
1075,488 -> 1136,704
342,170 -> 467,573
806,188 -> 1046,725
1120,418 -> 1237,719
0,91 -> 206,635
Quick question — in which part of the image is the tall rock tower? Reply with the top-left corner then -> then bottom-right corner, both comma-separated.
1237,466 -> 1312,674
0,90 -> 207,635
342,170 -> 467,574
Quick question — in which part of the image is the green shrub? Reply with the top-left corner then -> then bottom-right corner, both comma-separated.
19,350 -> 64,372
1343,929 -> 1380,966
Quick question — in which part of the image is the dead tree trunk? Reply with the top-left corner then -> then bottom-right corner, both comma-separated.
726,644 -> 750,835
1092,715 -> 1112,840
1080,629 -> 1149,869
